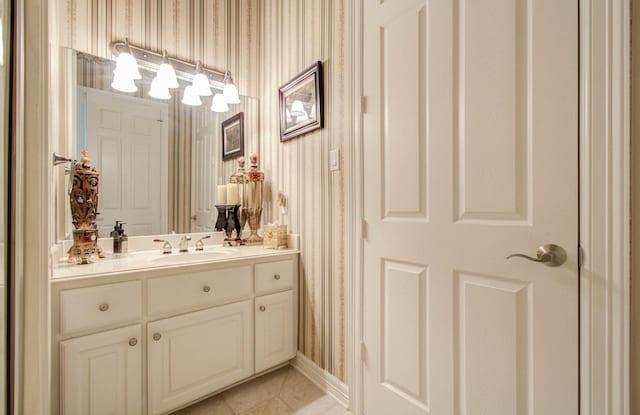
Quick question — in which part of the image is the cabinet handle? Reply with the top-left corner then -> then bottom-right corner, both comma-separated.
259,305 -> 266,312
153,333 -> 162,341
203,285 -> 211,293
98,303 -> 109,312
273,274 -> 281,280
129,338 -> 138,347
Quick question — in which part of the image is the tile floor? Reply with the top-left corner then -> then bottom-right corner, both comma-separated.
170,365 -> 349,415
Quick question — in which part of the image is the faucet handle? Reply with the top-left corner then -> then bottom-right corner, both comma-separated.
195,235 -> 212,251
153,239 -> 172,254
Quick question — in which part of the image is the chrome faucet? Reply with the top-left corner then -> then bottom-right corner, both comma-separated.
153,239 -> 172,254
179,235 -> 191,253
195,235 -> 211,251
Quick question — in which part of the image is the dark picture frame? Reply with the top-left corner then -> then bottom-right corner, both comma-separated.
279,61 -> 324,142
221,112 -> 245,161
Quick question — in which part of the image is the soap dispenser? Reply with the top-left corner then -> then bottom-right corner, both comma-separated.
109,220 -> 122,255
118,222 -> 128,254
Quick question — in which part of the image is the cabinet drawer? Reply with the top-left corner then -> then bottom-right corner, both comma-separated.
148,266 -> 252,317
60,281 -> 142,335
254,260 -> 295,295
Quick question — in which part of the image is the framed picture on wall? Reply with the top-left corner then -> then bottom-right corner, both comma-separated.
221,112 -> 245,161
279,61 -> 324,142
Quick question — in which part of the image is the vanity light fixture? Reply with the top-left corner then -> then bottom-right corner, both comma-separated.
110,40 -> 232,106
211,93 -> 230,113
148,77 -> 171,100
223,71 -> 241,104
111,71 -> 138,93
181,85 -> 203,106
113,38 -> 141,81
193,61 -> 213,97
156,50 -> 179,89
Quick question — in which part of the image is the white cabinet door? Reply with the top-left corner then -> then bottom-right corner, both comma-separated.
60,325 -> 142,415
255,290 -> 295,372
147,300 -> 253,415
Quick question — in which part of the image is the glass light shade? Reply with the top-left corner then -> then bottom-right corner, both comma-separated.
111,72 -> 137,93
290,100 -> 305,116
149,77 -> 171,100
181,85 -> 202,106
157,62 -> 179,89
296,111 -> 310,123
223,82 -> 241,104
286,108 -> 292,123
310,104 -> 316,118
210,93 -> 230,113
114,52 -> 141,80
192,73 -> 212,96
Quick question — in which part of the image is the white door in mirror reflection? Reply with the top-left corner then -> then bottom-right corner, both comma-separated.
83,88 -> 168,237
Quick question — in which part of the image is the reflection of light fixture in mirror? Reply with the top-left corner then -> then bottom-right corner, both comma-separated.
310,104 -> 316,118
111,72 -> 137,93
211,93 -> 230,112
286,109 -> 292,123
156,50 -> 179,89
296,111 -> 309,123
192,61 -> 213,97
290,100 -> 305,116
181,85 -> 202,106
149,77 -> 171,100
223,71 -> 240,104
113,38 -> 141,81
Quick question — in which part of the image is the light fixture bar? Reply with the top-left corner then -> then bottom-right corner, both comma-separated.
110,40 -> 227,91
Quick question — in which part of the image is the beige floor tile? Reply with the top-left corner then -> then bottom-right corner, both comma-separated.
278,369 -> 327,412
238,397 -> 293,415
184,395 -> 234,415
289,394 -> 345,415
222,367 -> 290,414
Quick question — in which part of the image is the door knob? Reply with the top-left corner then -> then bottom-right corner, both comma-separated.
506,244 -> 567,267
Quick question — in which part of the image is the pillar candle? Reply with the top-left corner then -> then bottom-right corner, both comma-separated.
227,183 -> 239,205
217,185 -> 227,204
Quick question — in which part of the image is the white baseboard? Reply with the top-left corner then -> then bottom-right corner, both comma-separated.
291,352 -> 350,409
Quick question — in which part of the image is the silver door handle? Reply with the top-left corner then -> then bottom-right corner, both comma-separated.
506,244 -> 567,267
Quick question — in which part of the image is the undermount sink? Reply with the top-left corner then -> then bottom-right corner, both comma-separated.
151,249 -> 236,263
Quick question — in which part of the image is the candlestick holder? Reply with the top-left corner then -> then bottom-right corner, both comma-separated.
243,154 -> 264,245
214,204 -> 242,247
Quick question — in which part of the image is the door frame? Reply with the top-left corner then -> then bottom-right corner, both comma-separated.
349,0 -> 631,414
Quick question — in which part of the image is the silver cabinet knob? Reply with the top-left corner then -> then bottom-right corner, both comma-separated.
153,333 -> 162,341
98,303 -> 109,312
273,274 -> 281,280
203,285 -> 211,293
129,338 -> 138,347
506,244 -> 567,267
259,305 -> 266,312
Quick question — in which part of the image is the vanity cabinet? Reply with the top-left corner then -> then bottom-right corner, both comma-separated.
60,324 -> 142,415
52,252 -> 298,415
147,300 -> 253,415
255,290 -> 295,372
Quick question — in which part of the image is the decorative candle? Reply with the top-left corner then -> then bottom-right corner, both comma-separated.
227,183 -> 239,205
217,185 -> 227,204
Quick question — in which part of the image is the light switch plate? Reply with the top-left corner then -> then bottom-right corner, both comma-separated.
330,149 -> 340,171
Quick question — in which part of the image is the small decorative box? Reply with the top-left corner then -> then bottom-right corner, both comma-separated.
263,224 -> 288,249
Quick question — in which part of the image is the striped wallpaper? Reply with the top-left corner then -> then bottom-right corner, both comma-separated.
53,0 -> 350,383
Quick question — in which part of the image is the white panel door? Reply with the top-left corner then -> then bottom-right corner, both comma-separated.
60,325 -> 142,415
84,88 -> 168,237
255,290 -> 295,372
147,301 -> 253,415
362,1 -> 578,414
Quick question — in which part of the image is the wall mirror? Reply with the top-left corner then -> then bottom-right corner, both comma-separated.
55,48 -> 259,240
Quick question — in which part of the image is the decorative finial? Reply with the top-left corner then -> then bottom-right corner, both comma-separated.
238,157 -> 245,169
80,150 -> 90,164
250,153 -> 259,167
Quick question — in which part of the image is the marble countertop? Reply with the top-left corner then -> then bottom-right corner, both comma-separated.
51,245 -> 299,280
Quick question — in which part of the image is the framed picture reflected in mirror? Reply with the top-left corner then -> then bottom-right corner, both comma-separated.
279,61 -> 324,142
221,112 -> 245,161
